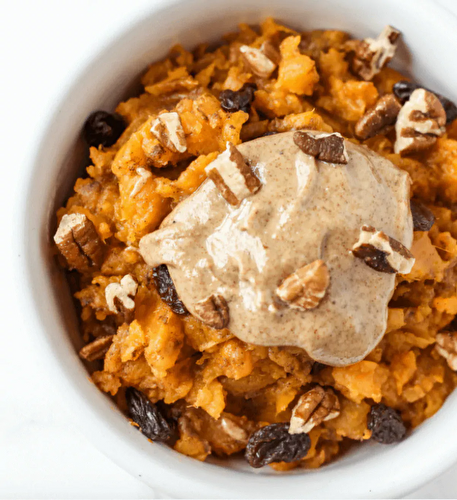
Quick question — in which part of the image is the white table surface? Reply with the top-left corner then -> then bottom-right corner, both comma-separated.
2,0 -> 457,498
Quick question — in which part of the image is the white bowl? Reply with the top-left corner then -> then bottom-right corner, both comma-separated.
20,0 -> 457,497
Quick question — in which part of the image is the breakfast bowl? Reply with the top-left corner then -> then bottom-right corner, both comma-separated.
19,0 -> 457,497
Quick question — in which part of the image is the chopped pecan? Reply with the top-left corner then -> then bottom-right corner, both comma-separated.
105,274 -> 138,321
54,213 -> 104,271
352,225 -> 415,274
79,335 -> 114,362
130,167 -> 152,197
435,332 -> 457,371
393,80 -> 457,124
239,45 -> 277,79
260,40 -> 281,65
351,25 -> 400,81
293,131 -> 348,164
394,89 -> 446,155
220,416 -> 249,442
355,94 -> 402,140
193,294 -> 229,329
151,112 -> 187,153
289,386 -> 340,434
276,259 -> 329,311
205,142 -> 261,206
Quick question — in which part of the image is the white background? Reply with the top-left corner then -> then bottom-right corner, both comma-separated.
2,0 -> 457,498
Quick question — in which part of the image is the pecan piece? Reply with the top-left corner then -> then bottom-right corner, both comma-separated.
130,167 -> 152,197
351,25 -> 400,81
260,40 -> 281,65
393,80 -> 457,124
352,225 -> 415,274
151,112 -> 187,153
355,94 -> 402,140
394,89 -> 446,155
105,274 -> 138,321
54,213 -> 104,272
435,332 -> 457,371
239,45 -> 277,79
193,294 -> 229,329
220,416 -> 249,442
289,386 -> 340,434
293,131 -> 348,164
410,199 -> 435,232
276,259 -> 329,311
79,335 -> 114,362
205,142 -> 261,206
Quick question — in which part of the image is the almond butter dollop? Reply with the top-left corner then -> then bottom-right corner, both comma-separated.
139,131 -> 413,366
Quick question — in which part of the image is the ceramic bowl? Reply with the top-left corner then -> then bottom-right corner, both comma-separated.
20,0 -> 457,497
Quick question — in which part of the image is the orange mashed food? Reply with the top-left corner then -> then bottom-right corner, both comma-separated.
56,19 -> 457,470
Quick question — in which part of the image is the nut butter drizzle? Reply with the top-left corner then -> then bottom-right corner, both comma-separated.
139,131 -> 413,366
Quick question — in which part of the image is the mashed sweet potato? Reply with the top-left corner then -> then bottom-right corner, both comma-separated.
56,18 -> 457,470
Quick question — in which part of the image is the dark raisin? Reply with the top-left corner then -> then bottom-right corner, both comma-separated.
219,83 -> 257,114
152,264 -> 188,315
393,81 -> 457,124
84,111 -> 126,147
367,403 -> 406,444
352,244 -> 396,274
245,423 -> 311,468
392,81 -> 419,104
311,362 -> 328,375
126,387 -> 177,443
410,199 -> 435,232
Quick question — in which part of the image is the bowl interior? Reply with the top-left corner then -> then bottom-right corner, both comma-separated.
22,0 -> 457,497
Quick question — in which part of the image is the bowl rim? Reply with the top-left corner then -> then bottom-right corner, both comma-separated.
18,0 -> 457,497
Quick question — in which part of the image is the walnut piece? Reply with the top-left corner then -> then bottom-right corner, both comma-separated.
277,260 -> 330,311
355,94 -> 402,140
194,294 -> 229,329
79,335 -> 114,362
352,225 -> 415,274
105,274 -> 138,315
130,167 -> 152,197
293,131 -> 348,164
54,213 -> 104,271
239,45 -> 277,79
352,25 -> 400,81
205,142 -> 261,206
394,89 -> 446,155
151,112 -> 187,153
435,332 -> 457,371
289,386 -> 340,434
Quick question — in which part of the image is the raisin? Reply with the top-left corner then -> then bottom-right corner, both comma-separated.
311,362 -> 328,375
410,199 -> 435,232
262,131 -> 278,137
126,387 -> 177,443
393,81 -> 457,124
367,403 -> 406,444
83,111 -> 126,147
152,264 -> 188,315
219,83 -> 257,114
245,423 -> 311,468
